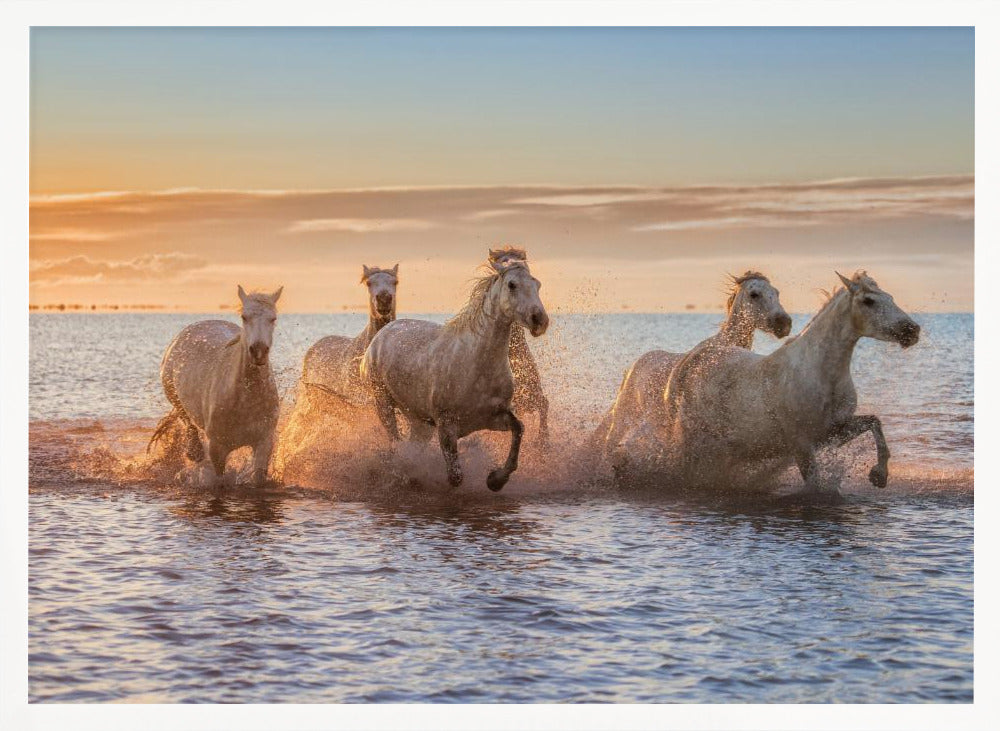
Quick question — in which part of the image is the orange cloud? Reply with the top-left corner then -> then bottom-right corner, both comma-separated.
30,252 -> 208,285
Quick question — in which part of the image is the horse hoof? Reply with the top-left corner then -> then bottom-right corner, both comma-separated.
447,470 -> 463,487
868,466 -> 888,489
486,469 -> 509,492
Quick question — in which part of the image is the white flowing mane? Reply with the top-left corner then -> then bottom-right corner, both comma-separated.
446,260 -> 529,335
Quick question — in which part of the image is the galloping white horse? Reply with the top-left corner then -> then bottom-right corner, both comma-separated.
657,271 -> 919,493
150,286 -> 283,487
301,264 -> 398,406
592,271 -> 791,460
488,247 -> 550,445
361,254 -> 549,491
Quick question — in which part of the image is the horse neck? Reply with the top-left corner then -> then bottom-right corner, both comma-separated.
780,292 -> 859,378
358,309 -> 394,347
718,310 -> 755,348
468,283 -> 516,363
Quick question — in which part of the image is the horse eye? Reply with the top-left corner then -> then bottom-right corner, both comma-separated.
862,297 -> 875,307
508,281 -> 517,290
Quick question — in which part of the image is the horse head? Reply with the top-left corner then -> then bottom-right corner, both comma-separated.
727,271 -> 792,339
237,284 -> 282,366
837,271 -> 920,348
362,264 -> 399,323
490,257 -> 549,337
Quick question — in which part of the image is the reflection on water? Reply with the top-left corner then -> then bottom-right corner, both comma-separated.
28,313 -> 973,702
29,486 -> 972,703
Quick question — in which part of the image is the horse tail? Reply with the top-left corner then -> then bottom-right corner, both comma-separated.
147,408 -> 180,454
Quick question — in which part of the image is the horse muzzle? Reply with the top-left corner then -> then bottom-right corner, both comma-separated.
771,313 -> 793,338
249,343 -> 270,365
528,309 -> 549,337
894,321 -> 921,349
375,294 -> 394,319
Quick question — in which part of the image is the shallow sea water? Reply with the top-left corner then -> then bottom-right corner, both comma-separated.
29,313 -> 973,703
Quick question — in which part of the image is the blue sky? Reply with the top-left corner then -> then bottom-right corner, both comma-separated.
31,27 -> 973,191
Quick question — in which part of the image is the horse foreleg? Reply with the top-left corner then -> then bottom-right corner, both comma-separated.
829,415 -> 890,488
794,448 -> 821,491
251,432 -> 275,488
437,423 -> 463,487
372,383 -> 401,441
487,410 -> 523,492
207,441 -> 229,488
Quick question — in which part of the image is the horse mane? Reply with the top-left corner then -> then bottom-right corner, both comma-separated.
724,271 -> 769,314
360,265 -> 397,283
239,291 -> 277,313
489,245 -> 528,263
446,259 -> 528,334
816,270 -> 880,314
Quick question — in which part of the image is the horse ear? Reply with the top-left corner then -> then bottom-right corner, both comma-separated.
391,263 -> 399,276
361,265 -> 372,282
836,271 -> 859,294
488,248 -> 500,261
237,285 -> 248,304
270,286 -> 283,304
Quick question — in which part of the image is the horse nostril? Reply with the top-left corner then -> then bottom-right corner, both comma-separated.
897,321 -> 920,347
529,309 -> 549,334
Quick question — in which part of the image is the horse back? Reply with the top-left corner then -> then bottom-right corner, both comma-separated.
303,333 -> 359,391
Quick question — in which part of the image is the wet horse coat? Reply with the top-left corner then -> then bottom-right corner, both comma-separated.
658,271 -> 920,493
151,286 -> 282,487
362,256 -> 549,491
592,272 -> 791,463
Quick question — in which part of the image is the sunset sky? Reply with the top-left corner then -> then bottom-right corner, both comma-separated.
29,27 -> 974,312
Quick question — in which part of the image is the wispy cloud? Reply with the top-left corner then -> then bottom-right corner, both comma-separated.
287,218 -> 436,234
28,174 -> 973,311
30,252 -> 208,285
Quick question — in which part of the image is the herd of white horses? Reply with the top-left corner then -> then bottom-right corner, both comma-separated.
150,247 -> 921,497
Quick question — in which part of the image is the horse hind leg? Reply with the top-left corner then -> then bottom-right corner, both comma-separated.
487,410 -> 524,492
184,420 -> 205,463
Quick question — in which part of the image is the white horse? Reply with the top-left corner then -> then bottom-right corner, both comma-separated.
488,247 -> 550,445
361,255 -> 549,491
591,271 -> 791,460
150,286 -> 283,487
656,271 -> 919,493
301,264 -> 398,407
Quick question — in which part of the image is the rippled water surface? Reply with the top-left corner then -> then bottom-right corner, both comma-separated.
29,313 -> 973,703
